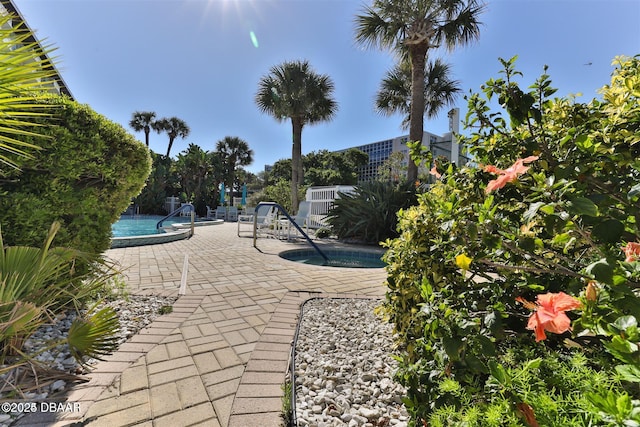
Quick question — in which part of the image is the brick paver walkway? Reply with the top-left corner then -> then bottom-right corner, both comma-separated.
17,222 -> 387,427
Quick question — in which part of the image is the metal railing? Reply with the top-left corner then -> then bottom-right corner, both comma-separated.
252,202 -> 329,264
156,203 -> 194,229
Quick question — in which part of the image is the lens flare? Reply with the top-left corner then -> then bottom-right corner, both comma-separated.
249,31 -> 259,48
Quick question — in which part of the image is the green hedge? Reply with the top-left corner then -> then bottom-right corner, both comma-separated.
0,96 -> 151,254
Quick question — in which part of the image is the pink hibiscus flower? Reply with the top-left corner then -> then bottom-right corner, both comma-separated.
484,156 -> 539,193
516,292 -> 581,342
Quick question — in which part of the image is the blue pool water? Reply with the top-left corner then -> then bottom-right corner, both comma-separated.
279,248 -> 386,268
112,215 -> 196,237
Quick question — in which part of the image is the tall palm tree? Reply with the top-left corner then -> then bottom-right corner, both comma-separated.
376,59 -> 461,131
255,60 -> 338,210
215,136 -> 254,204
128,111 -> 156,147
152,117 -> 190,158
355,0 -> 484,182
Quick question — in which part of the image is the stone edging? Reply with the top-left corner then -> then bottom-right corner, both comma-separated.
227,291 -> 382,427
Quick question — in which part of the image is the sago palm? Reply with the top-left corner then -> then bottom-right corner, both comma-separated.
129,111 -> 156,147
255,60 -> 338,211
0,14 -> 60,172
376,59 -> 461,130
153,116 -> 190,157
216,136 -> 253,203
355,0 -> 484,182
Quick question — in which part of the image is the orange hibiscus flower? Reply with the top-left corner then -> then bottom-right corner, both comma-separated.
484,156 -> 539,193
516,292 -> 581,342
622,242 -> 640,262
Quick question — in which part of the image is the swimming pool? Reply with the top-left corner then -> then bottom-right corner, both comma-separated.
279,248 -> 386,268
112,215 -> 207,237
110,215 -> 223,248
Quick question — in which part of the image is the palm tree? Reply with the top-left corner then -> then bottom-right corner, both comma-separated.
152,117 -> 190,157
128,111 -> 156,147
355,0 -> 484,182
216,136 -> 253,205
376,59 -> 461,131
255,60 -> 338,210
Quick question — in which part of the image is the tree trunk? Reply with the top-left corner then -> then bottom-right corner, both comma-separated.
228,156 -> 236,206
407,46 -> 428,183
166,137 -> 175,158
291,118 -> 304,213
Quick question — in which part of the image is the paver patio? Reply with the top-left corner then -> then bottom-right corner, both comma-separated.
16,222 -> 387,427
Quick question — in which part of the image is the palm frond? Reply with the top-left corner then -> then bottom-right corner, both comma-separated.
0,302 -> 42,343
67,306 -> 120,365
435,0 -> 485,50
376,58 -> 461,127
255,60 -> 337,125
0,14 -> 60,170
354,5 -> 398,51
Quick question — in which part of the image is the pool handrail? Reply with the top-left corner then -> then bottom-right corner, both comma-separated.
253,202 -> 329,264
156,203 -> 194,229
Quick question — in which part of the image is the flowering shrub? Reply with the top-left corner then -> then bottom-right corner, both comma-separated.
383,55 -> 640,426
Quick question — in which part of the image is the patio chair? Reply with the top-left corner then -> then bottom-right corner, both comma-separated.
215,206 -> 227,221
255,205 -> 280,238
227,206 -> 238,222
279,201 -> 312,239
206,206 -> 215,219
180,203 -> 193,217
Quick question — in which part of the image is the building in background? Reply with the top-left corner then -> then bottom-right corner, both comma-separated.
342,108 -> 467,182
264,109 -> 467,183
0,0 -> 74,100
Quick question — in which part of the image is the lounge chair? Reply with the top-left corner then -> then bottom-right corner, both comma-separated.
180,203 -> 193,217
227,206 -> 238,222
215,206 -> 227,221
237,205 -> 279,237
279,201 -> 312,239
258,205 -> 281,237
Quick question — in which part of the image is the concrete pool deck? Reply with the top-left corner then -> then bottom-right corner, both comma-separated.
23,222 -> 387,427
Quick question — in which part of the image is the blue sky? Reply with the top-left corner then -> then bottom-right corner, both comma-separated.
14,0 -> 640,174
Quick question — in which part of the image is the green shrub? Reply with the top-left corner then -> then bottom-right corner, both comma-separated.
326,180 -> 417,244
383,55 -> 640,426
315,227 -> 332,239
0,95 -> 151,254
250,178 -> 307,214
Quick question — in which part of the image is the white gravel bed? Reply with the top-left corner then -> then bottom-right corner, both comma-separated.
294,298 -> 409,427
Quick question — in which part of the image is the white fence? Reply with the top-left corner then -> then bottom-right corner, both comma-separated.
305,185 -> 354,228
